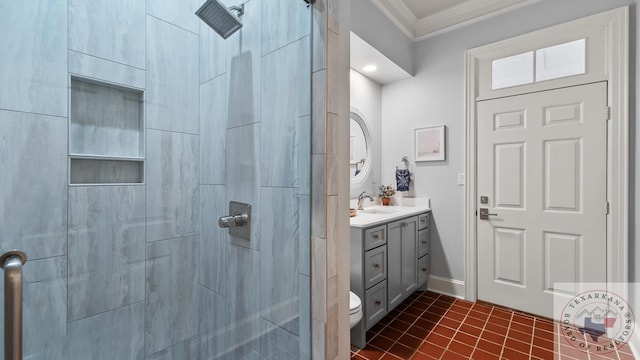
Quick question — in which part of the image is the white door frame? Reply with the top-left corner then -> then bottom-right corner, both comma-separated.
464,7 -> 629,302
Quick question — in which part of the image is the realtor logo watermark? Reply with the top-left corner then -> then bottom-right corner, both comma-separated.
556,284 -> 635,355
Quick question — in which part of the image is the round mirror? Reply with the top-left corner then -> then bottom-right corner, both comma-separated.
350,110 -> 371,185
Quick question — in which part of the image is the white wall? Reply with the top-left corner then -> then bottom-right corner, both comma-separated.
350,69 -> 382,199
350,0 -> 413,75
380,0 -> 636,285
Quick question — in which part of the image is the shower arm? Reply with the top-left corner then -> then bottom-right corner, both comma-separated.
228,5 -> 244,17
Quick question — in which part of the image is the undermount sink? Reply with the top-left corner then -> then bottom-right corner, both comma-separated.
359,207 -> 398,214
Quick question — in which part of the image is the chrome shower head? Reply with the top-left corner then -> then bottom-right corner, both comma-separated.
196,0 -> 244,39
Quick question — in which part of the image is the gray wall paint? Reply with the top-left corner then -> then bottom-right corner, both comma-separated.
350,70 -> 382,199
379,0 -> 636,283
351,0 -> 414,75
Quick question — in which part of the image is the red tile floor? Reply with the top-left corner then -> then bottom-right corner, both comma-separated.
351,291 -> 636,360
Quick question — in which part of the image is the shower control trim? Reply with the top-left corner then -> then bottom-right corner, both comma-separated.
218,214 -> 248,228
218,201 -> 251,240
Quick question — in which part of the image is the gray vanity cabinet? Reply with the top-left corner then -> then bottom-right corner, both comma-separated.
387,216 -> 418,309
350,210 -> 431,349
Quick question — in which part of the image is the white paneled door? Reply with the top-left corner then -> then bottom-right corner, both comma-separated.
477,82 -> 608,319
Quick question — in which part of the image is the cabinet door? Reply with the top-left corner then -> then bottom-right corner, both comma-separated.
387,220 -> 403,309
387,217 -> 418,309
401,218 -> 418,295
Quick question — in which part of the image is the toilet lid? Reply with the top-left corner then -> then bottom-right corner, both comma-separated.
349,291 -> 362,313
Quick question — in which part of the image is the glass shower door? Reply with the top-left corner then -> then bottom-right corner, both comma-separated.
0,0 -> 312,358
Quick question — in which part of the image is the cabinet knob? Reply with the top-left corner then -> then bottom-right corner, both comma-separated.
373,234 -> 379,239
373,263 -> 380,269
421,240 -> 427,244
375,300 -> 381,306
421,268 -> 428,272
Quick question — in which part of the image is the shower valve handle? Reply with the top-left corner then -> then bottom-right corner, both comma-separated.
218,214 -> 248,228
218,201 -> 252,240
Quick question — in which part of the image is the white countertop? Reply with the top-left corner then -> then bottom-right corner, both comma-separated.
349,205 -> 431,228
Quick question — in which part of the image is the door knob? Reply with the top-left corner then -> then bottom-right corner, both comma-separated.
479,208 -> 498,220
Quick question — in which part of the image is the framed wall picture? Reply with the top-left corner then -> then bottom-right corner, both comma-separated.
414,125 -> 446,162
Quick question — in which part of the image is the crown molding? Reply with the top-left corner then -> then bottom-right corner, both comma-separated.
373,0 -> 539,41
414,0 -> 527,39
371,0 -> 417,39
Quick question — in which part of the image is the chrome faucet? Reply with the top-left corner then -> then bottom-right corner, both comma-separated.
357,191 -> 374,210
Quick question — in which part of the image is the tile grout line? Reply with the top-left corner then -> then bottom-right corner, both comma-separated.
361,292 -> 440,359
421,294 -> 457,357
528,317 -> 538,359
413,293 -> 447,357
442,301 -> 474,358
379,293 -> 438,359
395,295 -> 428,357
496,307 -> 513,359
415,293 -> 446,358
505,313 -> 536,358
467,303 -> 492,358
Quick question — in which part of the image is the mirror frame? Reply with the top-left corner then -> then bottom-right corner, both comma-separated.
350,107 -> 372,187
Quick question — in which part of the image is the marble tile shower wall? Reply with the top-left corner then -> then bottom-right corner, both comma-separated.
0,0 -> 311,359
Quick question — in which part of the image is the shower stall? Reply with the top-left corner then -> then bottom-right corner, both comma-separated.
0,0 -> 314,358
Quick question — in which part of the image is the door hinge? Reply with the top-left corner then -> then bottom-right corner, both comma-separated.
606,106 -> 611,121
606,201 -> 610,215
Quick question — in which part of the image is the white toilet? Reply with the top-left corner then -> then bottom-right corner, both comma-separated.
349,291 -> 363,328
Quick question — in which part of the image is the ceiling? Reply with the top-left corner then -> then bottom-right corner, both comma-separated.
372,0 -> 538,41
402,0 -> 470,19
351,0 -> 540,85
350,32 -> 412,85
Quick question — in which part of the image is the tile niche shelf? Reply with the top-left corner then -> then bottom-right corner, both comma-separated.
69,78 -> 144,185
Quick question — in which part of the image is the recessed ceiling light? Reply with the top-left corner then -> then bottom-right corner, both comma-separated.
362,64 -> 377,72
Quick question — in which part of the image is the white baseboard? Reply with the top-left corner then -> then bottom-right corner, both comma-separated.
427,275 -> 466,299
629,324 -> 640,359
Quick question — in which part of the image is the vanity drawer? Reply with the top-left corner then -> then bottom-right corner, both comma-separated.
418,213 -> 430,230
418,254 -> 430,288
364,225 -> 386,251
365,280 -> 387,329
418,229 -> 429,257
364,245 -> 387,289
